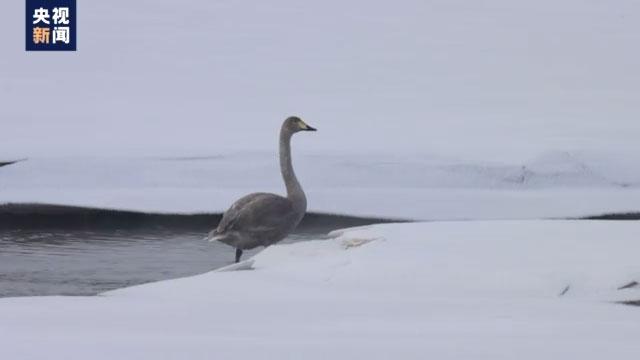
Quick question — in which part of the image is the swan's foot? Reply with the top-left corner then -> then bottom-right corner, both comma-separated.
216,259 -> 255,272
235,248 -> 243,263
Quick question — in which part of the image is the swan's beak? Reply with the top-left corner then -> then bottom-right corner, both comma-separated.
300,121 -> 317,131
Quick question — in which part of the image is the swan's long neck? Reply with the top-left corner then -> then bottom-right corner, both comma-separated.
280,128 -> 307,212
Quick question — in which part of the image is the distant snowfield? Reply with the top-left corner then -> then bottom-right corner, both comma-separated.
1,151 -> 640,219
2,1 -> 640,160
2,0 -> 640,219
1,221 -> 639,359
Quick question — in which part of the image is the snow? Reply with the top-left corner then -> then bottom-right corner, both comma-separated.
1,1 -> 640,160
2,0 -> 640,218
2,1 -> 639,357
2,152 -> 640,218
1,220 -> 639,359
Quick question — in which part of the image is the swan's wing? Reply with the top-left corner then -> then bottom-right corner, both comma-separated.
215,193 -> 294,235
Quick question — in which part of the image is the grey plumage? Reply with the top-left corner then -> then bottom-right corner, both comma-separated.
207,116 -> 317,262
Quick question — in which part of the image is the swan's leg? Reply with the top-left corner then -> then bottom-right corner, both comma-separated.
235,248 -> 243,263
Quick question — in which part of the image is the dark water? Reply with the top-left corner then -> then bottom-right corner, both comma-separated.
0,205 -> 402,298
0,229 -> 316,298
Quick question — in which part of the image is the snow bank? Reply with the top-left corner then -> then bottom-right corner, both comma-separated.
1,153 -> 640,219
1,220 -> 639,359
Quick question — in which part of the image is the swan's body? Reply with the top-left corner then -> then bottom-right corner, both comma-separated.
207,117 -> 316,262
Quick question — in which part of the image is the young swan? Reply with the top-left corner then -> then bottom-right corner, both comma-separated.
207,116 -> 317,263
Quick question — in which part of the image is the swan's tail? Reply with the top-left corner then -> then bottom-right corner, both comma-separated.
203,229 -> 225,242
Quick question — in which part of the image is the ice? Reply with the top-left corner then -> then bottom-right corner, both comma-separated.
1,153 -> 640,219
1,220 -> 639,359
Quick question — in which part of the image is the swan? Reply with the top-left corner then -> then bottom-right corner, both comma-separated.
207,116 -> 316,263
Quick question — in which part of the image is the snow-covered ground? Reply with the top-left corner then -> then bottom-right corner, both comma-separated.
1,220 -> 639,359
2,1 -> 640,160
2,151 -> 640,219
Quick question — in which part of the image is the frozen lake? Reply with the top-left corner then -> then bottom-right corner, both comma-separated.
0,228 -> 290,297
1,206 -> 636,298
0,208 -> 395,297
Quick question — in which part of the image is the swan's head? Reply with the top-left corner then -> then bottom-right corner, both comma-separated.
283,116 -> 317,134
